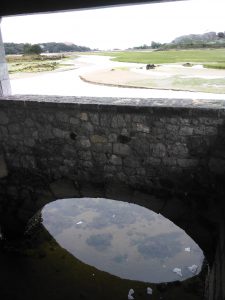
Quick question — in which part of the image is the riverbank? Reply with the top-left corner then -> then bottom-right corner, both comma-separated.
80,62 -> 225,94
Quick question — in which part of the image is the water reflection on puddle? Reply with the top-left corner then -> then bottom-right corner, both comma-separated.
42,198 -> 204,283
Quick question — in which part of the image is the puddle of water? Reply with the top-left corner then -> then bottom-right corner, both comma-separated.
42,197 -> 204,283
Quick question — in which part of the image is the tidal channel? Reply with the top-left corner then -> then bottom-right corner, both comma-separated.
0,197 -> 206,300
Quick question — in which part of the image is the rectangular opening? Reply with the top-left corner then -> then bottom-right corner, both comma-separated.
1,0 -> 225,100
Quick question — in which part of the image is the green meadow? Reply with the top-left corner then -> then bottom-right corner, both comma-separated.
98,49 -> 225,68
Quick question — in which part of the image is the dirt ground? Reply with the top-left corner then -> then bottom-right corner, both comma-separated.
80,63 -> 225,94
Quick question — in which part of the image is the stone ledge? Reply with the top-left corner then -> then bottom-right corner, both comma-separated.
0,95 -> 225,117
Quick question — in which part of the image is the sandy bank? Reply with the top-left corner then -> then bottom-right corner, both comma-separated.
80,65 -> 225,94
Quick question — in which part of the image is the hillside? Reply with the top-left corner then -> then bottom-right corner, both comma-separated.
4,42 -> 92,55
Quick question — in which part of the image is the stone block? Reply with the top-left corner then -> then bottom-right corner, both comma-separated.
79,182 -> 104,198
209,158 -> 225,174
93,152 -> 107,164
108,133 -> 117,143
113,143 -> 130,156
100,114 -> 110,127
91,134 -> 107,144
50,179 -> 80,199
179,126 -> 193,136
8,123 -> 21,135
167,143 -> 189,157
162,157 -> 177,166
80,112 -> 88,121
56,111 -> 69,122
82,122 -> 94,133
79,136 -> 91,148
177,158 -> 198,168
0,110 -> 9,125
104,165 -> 117,174
83,161 -> 93,168
152,143 -> 166,158
131,191 -> 164,213
204,126 -> 217,136
133,115 -> 146,123
70,117 -> 79,125
24,138 -> 36,147
0,155 -> 8,178
146,157 -> 161,166
166,124 -> 179,133
123,157 -> 140,168
53,128 -> 68,139
78,150 -> 92,161
109,154 -> 122,166
105,182 -> 133,202
193,125 -> 205,135
24,118 -> 35,127
111,115 -> 126,128
136,123 -> 150,133
89,113 -> 99,125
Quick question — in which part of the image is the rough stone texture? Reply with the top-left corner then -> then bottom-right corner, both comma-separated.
0,154 -> 8,178
0,95 -> 225,188
0,95 -> 225,299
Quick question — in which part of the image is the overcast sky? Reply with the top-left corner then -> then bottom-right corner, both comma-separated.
1,0 -> 225,50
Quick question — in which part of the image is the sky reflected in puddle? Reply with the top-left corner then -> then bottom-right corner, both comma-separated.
42,198 -> 204,283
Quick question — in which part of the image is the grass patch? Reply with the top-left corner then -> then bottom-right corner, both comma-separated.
204,63 -> 225,69
95,49 -> 225,65
112,66 -> 130,71
127,75 -> 225,94
6,54 -> 75,74
8,61 -> 60,73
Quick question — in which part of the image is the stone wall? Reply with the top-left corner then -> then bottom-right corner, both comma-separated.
0,19 -> 11,96
0,95 -> 225,299
0,96 -> 225,185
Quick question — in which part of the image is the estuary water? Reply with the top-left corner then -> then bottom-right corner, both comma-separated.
10,55 -> 225,100
42,197 -> 204,283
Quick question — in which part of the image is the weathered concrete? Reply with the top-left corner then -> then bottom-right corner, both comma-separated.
0,19 -> 11,96
0,95 -> 224,299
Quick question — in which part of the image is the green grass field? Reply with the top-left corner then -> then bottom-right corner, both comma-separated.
97,49 -> 225,68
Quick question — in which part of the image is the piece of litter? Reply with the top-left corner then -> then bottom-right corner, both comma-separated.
185,247 -> 191,252
173,268 -> 182,277
76,221 -> 83,225
92,273 -> 95,276
147,287 -> 153,295
188,264 -> 198,274
128,289 -> 134,300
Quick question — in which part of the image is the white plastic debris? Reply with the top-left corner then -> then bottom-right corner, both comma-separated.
188,264 -> 198,274
185,247 -> 191,252
173,268 -> 182,277
76,221 -> 83,225
147,287 -> 153,295
128,289 -> 134,300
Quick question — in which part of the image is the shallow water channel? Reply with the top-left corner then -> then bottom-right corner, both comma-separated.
43,198 -> 204,283
0,197 -> 206,300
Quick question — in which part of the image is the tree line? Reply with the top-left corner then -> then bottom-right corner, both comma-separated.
131,31 -> 225,51
4,42 -> 92,55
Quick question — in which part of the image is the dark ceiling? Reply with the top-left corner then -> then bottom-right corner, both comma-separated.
1,0 -> 184,17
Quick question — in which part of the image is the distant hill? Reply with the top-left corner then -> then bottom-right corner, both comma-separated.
166,31 -> 225,49
4,42 -> 92,55
130,31 -> 225,51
